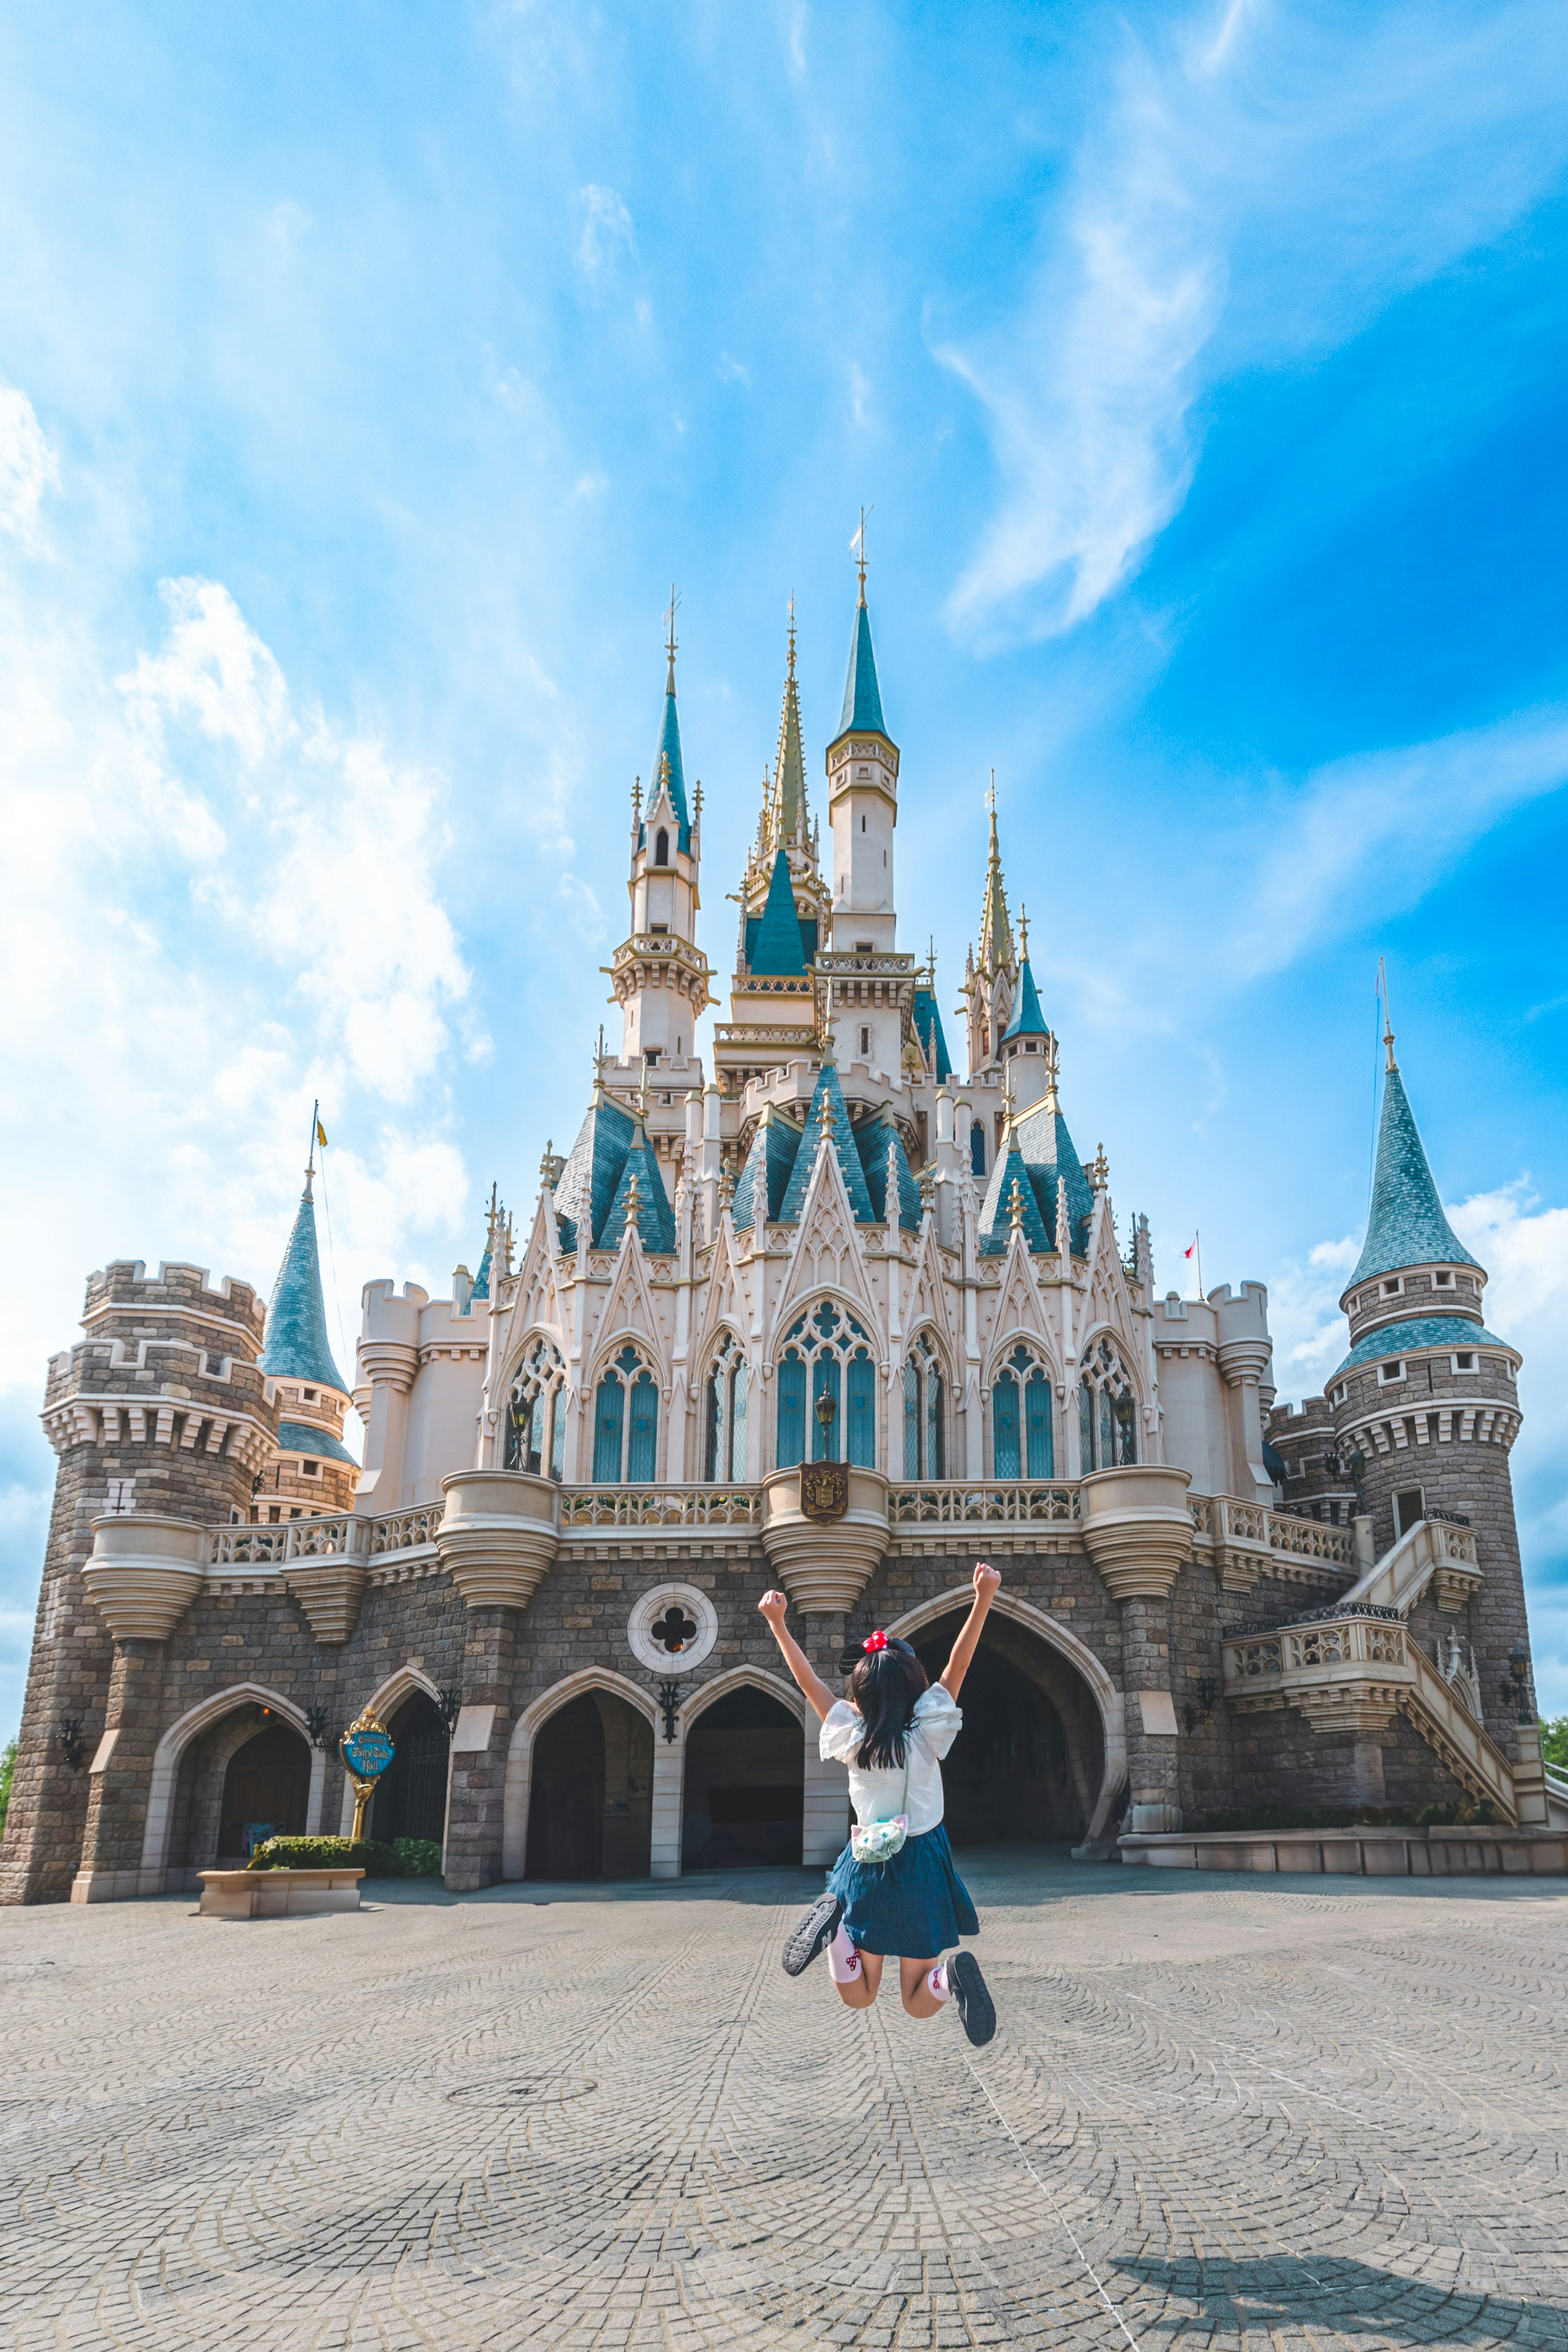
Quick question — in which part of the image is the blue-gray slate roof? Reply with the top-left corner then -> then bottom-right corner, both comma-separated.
913,987 -> 953,1080
750,847 -> 808,976
641,669 -> 692,854
730,1105 -> 802,1232
259,1182 -> 348,1394
553,1092 -> 636,1252
597,1133 -> 677,1253
1002,957 -> 1048,1040
1332,1314 -> 1513,1379
1010,1097 -> 1096,1256
855,1112 -> 922,1229
275,1418 -> 359,1466
1350,1066 -> 1479,1286
778,1060 -> 878,1224
836,595 -> 887,739
978,1137 -> 1054,1255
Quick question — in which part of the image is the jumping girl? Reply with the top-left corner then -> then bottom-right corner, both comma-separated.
757,1562 -> 1001,2047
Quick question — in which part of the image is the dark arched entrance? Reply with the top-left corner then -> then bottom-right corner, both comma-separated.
372,1692 -> 449,1848
218,1723 -> 311,1858
682,1685 -> 803,1870
526,1690 -> 654,1881
912,1612 -> 1103,1846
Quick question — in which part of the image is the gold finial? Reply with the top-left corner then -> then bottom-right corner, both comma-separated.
986,769 -> 996,817
1044,1030 -> 1060,1114
1019,903 -> 1030,959
1008,1175 -> 1027,1228
1379,955 -> 1397,1072
664,583 -> 679,678
852,504 -> 873,601
622,1166 -> 642,1226
786,593 -> 796,673
637,1055 -> 651,1127
1091,1141 -> 1109,1190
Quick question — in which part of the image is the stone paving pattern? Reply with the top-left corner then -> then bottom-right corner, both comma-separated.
3,1850 -> 1566,2349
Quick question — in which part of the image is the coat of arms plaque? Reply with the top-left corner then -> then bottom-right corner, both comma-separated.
800,1460 -> 849,1521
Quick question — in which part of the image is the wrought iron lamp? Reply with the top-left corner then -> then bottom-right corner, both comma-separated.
437,1686 -> 463,1736
655,1681 -> 682,1743
56,1717 -> 85,1771
1502,1641 -> 1532,1723
304,1704 -> 333,1750
814,1387 -> 837,1459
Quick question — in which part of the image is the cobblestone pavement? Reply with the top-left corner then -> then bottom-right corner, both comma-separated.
3,1850 -> 1567,2350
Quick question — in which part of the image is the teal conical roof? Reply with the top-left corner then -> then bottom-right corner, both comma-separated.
750,847 -> 808,976
835,593 -> 887,739
259,1177 -> 348,1394
854,1111 -> 922,1230
778,1060 -> 877,1224
554,1091 -> 636,1252
1350,1064 -> 1479,1287
913,986 -> 953,1081
1002,956 -> 1047,1040
731,1104 -> 802,1231
1007,1095 -> 1096,1257
598,1133 -> 676,1254
643,655 -> 692,853
977,1137 -> 1053,1256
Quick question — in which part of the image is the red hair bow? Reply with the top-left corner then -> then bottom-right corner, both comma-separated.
862,1630 -> 888,1653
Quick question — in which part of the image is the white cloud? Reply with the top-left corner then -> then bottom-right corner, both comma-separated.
0,385 -> 59,549
577,183 -> 635,277
944,0 -> 1568,643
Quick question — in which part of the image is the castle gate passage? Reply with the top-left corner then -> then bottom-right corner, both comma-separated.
905,1607 -> 1106,1847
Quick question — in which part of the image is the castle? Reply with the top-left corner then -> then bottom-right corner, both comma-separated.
3,567 -> 1562,1906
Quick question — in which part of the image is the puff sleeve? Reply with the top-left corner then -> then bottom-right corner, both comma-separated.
910,1685 -> 963,1758
818,1701 -> 864,1763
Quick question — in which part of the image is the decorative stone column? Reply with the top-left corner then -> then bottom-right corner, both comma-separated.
352,1295 -> 423,1512
72,1515 -> 207,1903
436,1470 -> 560,1892
760,1467 -> 890,1614
1216,1330 -> 1274,1500
1080,1467 -> 1194,1836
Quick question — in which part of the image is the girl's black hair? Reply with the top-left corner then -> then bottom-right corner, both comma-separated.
849,1638 -> 929,1769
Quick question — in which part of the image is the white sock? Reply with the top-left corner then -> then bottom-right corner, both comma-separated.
826,1923 -> 862,1983
927,1961 -> 951,2003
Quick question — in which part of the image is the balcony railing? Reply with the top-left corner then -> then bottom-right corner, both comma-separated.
559,1487 -> 762,1528
888,1482 -> 1079,1525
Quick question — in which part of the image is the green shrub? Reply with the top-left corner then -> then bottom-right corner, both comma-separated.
389,1837 -> 444,1878
0,1736 -> 15,1840
1188,1798 -> 1500,1835
247,1836 -> 396,1875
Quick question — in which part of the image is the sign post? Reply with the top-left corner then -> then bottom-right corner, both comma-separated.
339,1708 -> 396,1842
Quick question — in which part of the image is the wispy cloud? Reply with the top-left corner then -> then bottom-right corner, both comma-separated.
0,385 -> 59,550
577,183 -> 636,277
943,0 -> 1568,644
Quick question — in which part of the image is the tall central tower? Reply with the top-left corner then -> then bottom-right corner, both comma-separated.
826,561 -> 899,956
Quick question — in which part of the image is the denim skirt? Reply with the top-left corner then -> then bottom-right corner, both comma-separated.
827,1821 -> 980,1958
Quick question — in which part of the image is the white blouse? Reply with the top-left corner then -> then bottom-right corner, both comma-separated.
819,1685 -> 963,1838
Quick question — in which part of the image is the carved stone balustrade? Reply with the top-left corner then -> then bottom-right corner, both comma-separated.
437,1469 -> 560,1614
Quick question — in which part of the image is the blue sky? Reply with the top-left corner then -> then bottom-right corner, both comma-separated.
2,0 -> 1567,1739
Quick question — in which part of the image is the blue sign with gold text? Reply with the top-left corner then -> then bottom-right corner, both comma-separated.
341,1726 -> 395,1782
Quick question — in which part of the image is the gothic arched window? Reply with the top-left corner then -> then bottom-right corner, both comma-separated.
593,1344 -> 659,1483
506,1338 -> 567,1480
991,1342 -> 1054,1478
654,828 -> 669,867
775,1301 -> 877,1470
1078,1336 -> 1137,1471
970,1120 -> 987,1178
703,1332 -> 749,1481
902,1331 -> 946,1479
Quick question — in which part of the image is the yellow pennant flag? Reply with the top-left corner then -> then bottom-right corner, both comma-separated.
316,1119 -> 329,1149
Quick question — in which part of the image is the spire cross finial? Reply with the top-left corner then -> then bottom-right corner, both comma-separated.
1019,903 -> 1029,959
852,504 -> 873,601
1379,955 -> 1398,1071
1007,1176 -> 1027,1229
986,769 -> 996,818
786,593 -> 796,673
1044,1030 -> 1060,1112
664,584 -> 679,671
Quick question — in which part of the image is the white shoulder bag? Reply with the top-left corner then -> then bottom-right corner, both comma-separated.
850,1750 -> 912,1864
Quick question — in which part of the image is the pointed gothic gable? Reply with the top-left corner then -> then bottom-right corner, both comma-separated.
989,1224 -> 1054,1361
731,1105 -> 802,1232
693,1213 -> 750,1369
854,1111 -> 922,1229
777,1061 -> 876,1225
772,1133 -> 883,1336
904,1213 -> 959,1366
1011,1098 -> 1095,1256
590,1223 -> 665,1369
554,1092 -> 635,1252
599,1135 -> 676,1254
977,1137 -> 1053,1256
1080,1191 -> 1137,1362
512,1192 -> 566,1339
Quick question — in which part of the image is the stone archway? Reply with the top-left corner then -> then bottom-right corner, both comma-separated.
137,1683 -> 324,1897
680,1677 -> 805,1871
502,1671 -> 658,1884
370,1692 -> 450,1849
216,1721 -> 312,1859
885,1588 -> 1126,1844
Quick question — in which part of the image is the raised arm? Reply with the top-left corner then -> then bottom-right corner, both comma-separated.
940,1561 -> 1002,1701
757,1590 -> 840,1722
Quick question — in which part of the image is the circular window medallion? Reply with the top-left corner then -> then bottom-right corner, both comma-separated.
627,1582 -> 718,1676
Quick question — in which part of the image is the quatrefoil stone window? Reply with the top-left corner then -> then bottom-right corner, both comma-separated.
626,1583 -> 718,1676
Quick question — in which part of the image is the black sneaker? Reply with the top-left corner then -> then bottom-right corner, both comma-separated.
947,1951 -> 996,2047
782,1891 -> 843,1977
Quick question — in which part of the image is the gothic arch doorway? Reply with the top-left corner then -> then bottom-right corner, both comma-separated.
371,1692 -> 449,1848
682,1683 -> 804,1870
217,1721 -> 312,1859
525,1689 -> 654,1882
908,1608 -> 1105,1846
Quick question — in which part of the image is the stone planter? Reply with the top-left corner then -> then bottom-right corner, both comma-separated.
82,1514 -> 207,1643
1079,1466 -> 1194,1601
760,1466 -> 889,1614
437,1469 -> 560,1613
197,1866 -> 365,1917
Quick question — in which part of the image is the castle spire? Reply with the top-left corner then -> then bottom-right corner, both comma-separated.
1348,1050 -> 1479,1290
836,579 -> 887,739
977,777 -> 1013,979
771,600 -> 810,848
749,846 -> 807,976
647,586 -> 691,851
259,1159 -> 348,1396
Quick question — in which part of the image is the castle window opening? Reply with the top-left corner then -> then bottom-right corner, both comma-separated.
1378,1360 -> 1406,1386
1078,1338 -> 1137,1471
902,1331 -> 946,1479
1453,1351 -> 1477,1373
1434,1269 -> 1454,1288
593,1345 -> 659,1482
1381,1277 -> 1403,1297
654,828 -> 669,865
775,1301 -> 876,1470
970,1121 -> 987,1177
303,1460 -> 319,1476
993,1342 -> 1054,1478
860,1026 -> 870,1057
703,1332 -> 749,1482
1395,1487 -> 1424,1537
507,1337 -> 568,1480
